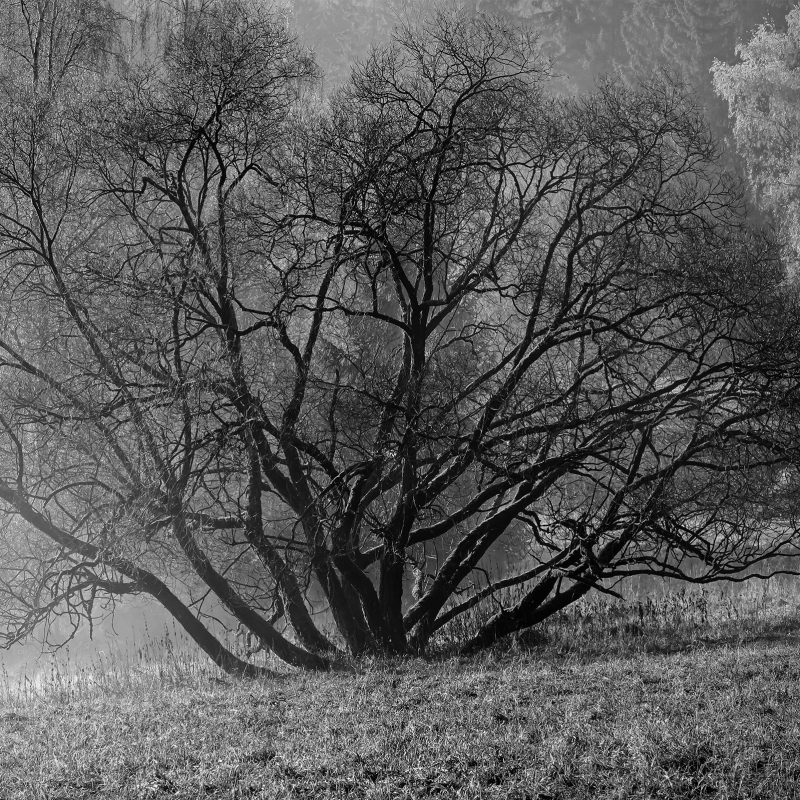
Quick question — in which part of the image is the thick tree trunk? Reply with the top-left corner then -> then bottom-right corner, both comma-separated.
404,483 -> 541,635
0,484 -> 279,677
380,547 -> 408,653
254,541 -> 339,654
460,574 -> 560,653
331,552 -> 390,648
136,574 -> 275,678
462,532 -> 633,652
245,444 -> 339,655
314,555 -> 376,656
172,513 -> 335,670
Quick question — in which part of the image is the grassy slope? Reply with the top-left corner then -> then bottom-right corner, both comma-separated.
3,633 -> 800,799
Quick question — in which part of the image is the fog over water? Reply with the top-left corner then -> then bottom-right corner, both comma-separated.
3,0 -> 799,676
0,598 -> 167,680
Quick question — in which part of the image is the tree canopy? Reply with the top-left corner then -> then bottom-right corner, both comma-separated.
0,0 -> 798,673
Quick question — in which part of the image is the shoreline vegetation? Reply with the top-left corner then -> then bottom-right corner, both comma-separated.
3,586 -> 800,799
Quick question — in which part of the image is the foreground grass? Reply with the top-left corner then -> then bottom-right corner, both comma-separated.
3,629 -> 800,799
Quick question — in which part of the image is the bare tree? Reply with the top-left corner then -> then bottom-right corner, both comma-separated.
0,0 -> 797,673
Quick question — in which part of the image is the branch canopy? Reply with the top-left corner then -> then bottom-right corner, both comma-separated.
0,0 -> 798,670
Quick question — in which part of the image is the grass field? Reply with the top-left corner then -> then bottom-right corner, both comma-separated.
2,586 -> 800,799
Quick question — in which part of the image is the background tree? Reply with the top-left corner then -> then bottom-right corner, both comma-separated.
0,0 -> 797,673
713,7 -> 800,275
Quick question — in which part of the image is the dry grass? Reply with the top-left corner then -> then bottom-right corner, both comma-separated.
432,580 -> 800,656
2,585 -> 800,798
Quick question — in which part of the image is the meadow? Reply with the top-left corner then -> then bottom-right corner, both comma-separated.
2,584 -> 800,799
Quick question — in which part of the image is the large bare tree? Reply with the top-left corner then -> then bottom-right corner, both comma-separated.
0,0 -> 797,673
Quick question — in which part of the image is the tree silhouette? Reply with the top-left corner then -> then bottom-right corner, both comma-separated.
0,0 -> 797,672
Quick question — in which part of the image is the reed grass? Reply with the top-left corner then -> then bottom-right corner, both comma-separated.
2,580 -> 799,704
432,579 -> 800,657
